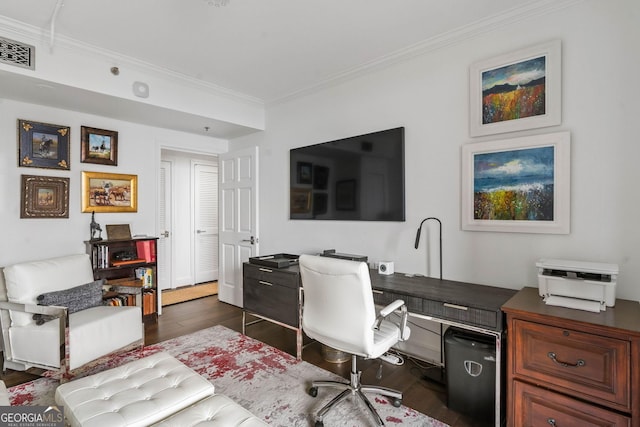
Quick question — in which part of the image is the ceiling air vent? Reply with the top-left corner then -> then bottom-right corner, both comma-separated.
0,36 -> 35,70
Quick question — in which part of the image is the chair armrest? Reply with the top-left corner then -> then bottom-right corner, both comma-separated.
0,301 -> 67,318
379,299 -> 405,317
375,299 -> 410,341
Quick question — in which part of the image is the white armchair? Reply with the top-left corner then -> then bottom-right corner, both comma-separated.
299,254 -> 410,427
0,254 -> 144,379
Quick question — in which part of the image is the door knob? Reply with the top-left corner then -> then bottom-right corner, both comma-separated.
241,236 -> 256,245
161,231 -> 169,238
196,230 -> 205,234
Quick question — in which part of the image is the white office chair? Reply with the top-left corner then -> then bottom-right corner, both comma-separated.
299,254 -> 410,427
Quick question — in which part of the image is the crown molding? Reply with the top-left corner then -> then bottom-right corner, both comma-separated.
1,0 -> 583,109
267,0 -> 584,106
0,15 -> 264,107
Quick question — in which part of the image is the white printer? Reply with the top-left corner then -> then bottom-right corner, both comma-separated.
536,258 -> 619,312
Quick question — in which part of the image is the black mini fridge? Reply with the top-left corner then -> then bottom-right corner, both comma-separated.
444,327 -> 496,425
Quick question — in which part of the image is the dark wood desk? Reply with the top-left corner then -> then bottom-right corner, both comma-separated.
242,263 -> 516,426
370,272 -> 516,427
370,272 -> 517,332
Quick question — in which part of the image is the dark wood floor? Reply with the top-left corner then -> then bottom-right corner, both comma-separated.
2,296 -> 485,426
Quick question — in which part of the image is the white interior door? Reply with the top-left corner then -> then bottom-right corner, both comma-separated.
158,160 -> 173,292
218,146 -> 259,307
194,161 -> 219,283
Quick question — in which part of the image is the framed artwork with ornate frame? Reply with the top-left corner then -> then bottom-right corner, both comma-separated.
18,119 -> 70,170
461,131 -> 570,234
81,126 -> 118,166
469,39 -> 561,137
20,175 -> 70,218
81,171 -> 138,213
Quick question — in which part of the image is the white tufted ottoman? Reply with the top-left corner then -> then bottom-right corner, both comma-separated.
55,351 -> 215,427
151,394 -> 268,427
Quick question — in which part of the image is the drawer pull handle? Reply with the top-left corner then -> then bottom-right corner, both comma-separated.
258,281 -> 273,286
547,352 -> 585,368
259,268 -> 273,273
547,418 -> 556,426
372,290 -> 383,295
443,303 -> 468,311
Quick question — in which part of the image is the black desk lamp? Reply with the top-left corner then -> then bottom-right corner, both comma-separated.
414,217 -> 445,384
414,217 -> 442,280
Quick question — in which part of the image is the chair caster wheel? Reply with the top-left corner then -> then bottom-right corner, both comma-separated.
392,398 -> 402,408
315,421 -> 324,427
308,386 -> 318,397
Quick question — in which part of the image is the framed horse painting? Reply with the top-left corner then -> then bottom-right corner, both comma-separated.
81,171 -> 138,213
81,126 -> 118,166
20,175 -> 70,218
17,119 -> 70,170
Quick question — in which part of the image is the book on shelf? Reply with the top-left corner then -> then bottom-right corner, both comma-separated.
136,240 -> 156,263
104,294 -> 136,307
143,290 -> 156,315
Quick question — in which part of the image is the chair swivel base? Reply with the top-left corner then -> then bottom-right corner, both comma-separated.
307,355 -> 402,427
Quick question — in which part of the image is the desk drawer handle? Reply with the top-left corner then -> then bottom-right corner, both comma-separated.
443,303 -> 468,311
547,352 -> 585,368
258,281 -> 273,286
259,268 -> 273,273
372,290 -> 383,295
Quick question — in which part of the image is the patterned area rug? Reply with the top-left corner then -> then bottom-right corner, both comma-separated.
8,325 -> 449,427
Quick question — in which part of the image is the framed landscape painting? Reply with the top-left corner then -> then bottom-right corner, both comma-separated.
461,131 -> 570,234
469,40 -> 561,137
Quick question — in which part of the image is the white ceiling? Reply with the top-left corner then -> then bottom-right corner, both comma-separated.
0,0 -> 561,136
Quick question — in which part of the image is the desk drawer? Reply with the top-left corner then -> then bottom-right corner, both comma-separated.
244,278 -> 299,327
513,380 -> 631,427
243,264 -> 299,289
513,319 -> 630,410
422,299 -> 498,330
373,290 -> 500,330
372,289 -> 423,313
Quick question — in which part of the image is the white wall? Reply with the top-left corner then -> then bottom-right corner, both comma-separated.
0,98 -> 227,267
234,0 -> 640,301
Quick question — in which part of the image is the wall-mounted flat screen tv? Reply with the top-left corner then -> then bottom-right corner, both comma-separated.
290,127 -> 405,221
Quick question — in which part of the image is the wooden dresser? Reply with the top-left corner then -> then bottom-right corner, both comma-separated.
502,287 -> 640,427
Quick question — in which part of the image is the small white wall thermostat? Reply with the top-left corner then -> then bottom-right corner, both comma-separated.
378,261 -> 394,275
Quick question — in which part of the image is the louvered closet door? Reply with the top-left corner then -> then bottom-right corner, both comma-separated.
194,161 -> 219,283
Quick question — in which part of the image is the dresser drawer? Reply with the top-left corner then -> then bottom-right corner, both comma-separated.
243,264 -> 299,289
243,278 -> 299,327
513,319 -> 630,409
513,380 -> 630,427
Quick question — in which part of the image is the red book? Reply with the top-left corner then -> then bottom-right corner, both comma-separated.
136,240 -> 156,262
